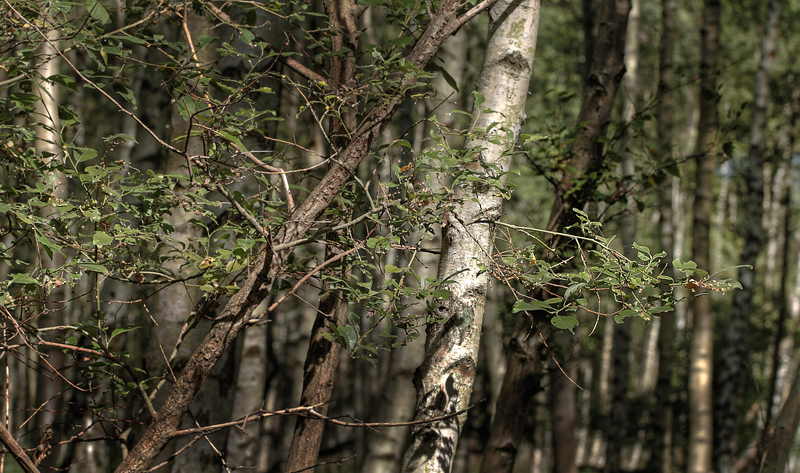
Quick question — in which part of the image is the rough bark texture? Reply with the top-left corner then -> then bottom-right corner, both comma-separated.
714,1 -> 783,471
479,317 -> 544,473
645,0 -> 676,471
758,364 -> 800,473
283,289 -> 349,473
401,0 -> 542,470
0,424 -> 41,473
687,2 -> 720,472
283,0 -> 359,467
113,1 -> 495,470
546,0 -> 632,235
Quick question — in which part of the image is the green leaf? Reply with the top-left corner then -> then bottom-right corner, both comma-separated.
337,325 -> 358,352
48,74 -> 78,92
385,265 -> 403,273
109,326 -> 140,342
10,273 -> 40,285
79,262 -> 109,275
9,93 -> 40,108
472,91 -> 485,108
93,231 -> 114,247
551,315 -> 579,333
512,299 -> 557,313
85,0 -> 111,24
75,147 -> 98,163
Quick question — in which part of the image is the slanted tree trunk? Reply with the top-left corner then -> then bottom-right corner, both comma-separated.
114,1 -> 496,470
687,2 -> 720,473
714,2 -> 784,472
758,362 -> 800,473
401,0 -> 543,470
479,316 -> 545,473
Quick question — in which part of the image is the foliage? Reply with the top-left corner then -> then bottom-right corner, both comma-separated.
0,0 -> 748,469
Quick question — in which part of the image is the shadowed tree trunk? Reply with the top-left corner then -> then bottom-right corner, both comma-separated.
645,0 -> 677,471
603,0 -> 638,468
757,361 -> 800,473
283,0 -> 360,469
714,1 -> 784,472
687,1 -> 720,472
480,0 -> 630,471
401,0 -> 543,470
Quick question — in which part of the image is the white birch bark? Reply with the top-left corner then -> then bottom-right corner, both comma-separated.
401,0 -> 542,470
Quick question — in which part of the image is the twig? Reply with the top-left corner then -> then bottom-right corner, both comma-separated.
267,238 -> 368,313
289,455 -> 356,473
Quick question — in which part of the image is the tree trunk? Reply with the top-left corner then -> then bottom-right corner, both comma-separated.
550,332 -> 578,473
401,0 -> 543,470
757,363 -> 800,473
546,0 -> 632,235
283,284 -> 349,473
480,317 -> 545,473
283,0 -> 359,467
714,2 -> 784,472
604,0 -> 638,467
762,84 -> 798,449
645,0 -> 676,471
480,0 -> 630,471
687,1 -> 720,472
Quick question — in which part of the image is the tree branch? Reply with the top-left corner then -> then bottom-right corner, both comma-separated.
0,424 -> 41,473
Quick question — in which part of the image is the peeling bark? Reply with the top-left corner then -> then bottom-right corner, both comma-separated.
401,0 -> 543,471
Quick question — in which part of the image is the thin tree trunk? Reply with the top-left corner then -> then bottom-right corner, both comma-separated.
550,332 -> 579,473
714,2 -> 784,472
762,87 -> 797,446
604,0 -> 638,467
687,1 -> 720,472
401,0 -> 543,470
283,0 -> 359,467
546,0 -> 632,234
283,279 -> 349,473
645,0 -> 676,470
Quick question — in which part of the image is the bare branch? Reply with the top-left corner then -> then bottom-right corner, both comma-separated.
0,424 -> 41,473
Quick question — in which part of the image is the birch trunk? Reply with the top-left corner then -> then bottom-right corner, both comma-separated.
714,2 -> 784,472
401,0 -> 543,470
687,1 -> 720,472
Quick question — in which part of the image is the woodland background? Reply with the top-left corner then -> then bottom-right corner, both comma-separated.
0,0 -> 798,472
